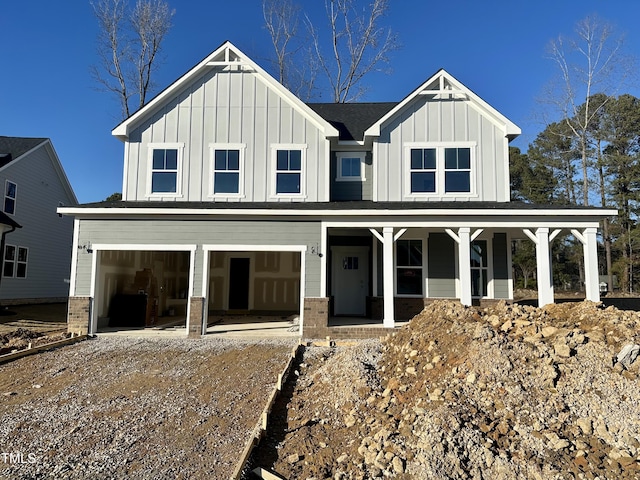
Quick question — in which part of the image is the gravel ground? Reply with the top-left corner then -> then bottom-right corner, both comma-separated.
0,336 -> 297,479
251,300 -> 640,479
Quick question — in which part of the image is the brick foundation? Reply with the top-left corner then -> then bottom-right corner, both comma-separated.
302,297 -> 330,338
188,297 -> 205,338
68,296 -> 91,335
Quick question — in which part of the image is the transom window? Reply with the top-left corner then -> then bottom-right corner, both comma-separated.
4,180 -> 16,215
336,152 -> 365,181
213,149 -> 240,194
275,149 -> 302,194
396,239 -> 423,295
151,148 -> 178,194
406,144 -> 474,196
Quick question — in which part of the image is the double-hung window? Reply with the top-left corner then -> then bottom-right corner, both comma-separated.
471,240 -> 488,298
148,143 -> 183,196
4,180 -> 16,215
396,239 -> 423,295
211,145 -> 244,196
273,146 -> 305,196
406,143 -> 475,196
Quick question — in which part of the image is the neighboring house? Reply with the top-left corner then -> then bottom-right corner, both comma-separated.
0,137 -> 77,304
59,41 -> 616,338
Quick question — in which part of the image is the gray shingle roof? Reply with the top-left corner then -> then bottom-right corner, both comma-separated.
0,136 -> 48,168
307,103 -> 397,141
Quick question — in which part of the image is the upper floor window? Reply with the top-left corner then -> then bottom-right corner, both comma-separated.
336,152 -> 366,182
148,143 -> 183,196
405,143 -> 475,196
272,145 -> 306,197
210,144 -> 245,197
4,180 -> 16,215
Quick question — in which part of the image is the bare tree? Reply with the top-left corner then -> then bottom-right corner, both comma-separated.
546,15 -> 632,206
307,0 -> 398,103
91,0 -> 175,119
262,0 -> 317,100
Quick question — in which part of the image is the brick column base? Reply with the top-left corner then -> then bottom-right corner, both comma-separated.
68,297 -> 91,335
302,297 -> 329,338
188,297 -> 205,338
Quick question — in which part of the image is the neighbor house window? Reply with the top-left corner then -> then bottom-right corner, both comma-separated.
148,143 -> 183,196
4,180 -> 16,215
4,245 -> 28,278
273,146 -> 305,196
211,145 -> 244,196
396,239 -> 423,295
336,152 -> 365,181
406,143 -> 475,196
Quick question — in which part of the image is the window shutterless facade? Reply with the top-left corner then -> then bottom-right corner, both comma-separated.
404,143 -> 475,197
396,239 -> 423,295
147,143 -> 184,196
271,145 -> 306,197
4,180 -> 16,215
3,245 -> 26,278
336,152 -> 366,181
210,144 -> 245,197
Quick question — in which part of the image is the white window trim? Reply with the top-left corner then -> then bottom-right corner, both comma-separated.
394,237 -> 425,298
403,142 -> 477,198
4,180 -> 16,216
470,236 -> 494,299
336,152 -> 366,182
3,244 -> 16,278
146,142 -> 185,198
208,143 -> 246,199
270,144 -> 307,199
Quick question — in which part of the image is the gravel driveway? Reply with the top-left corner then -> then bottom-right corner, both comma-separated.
0,336 -> 296,479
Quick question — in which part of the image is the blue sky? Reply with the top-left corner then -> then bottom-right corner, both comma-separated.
2,0 -> 640,203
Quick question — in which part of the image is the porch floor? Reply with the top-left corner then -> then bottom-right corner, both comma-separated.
329,316 -> 409,328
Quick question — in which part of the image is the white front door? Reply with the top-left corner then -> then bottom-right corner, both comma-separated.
331,246 -> 369,315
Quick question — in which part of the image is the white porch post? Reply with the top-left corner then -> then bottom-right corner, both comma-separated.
445,227 -> 473,307
572,227 -> 600,302
382,227 -> 395,328
458,228 -> 472,306
535,228 -> 554,307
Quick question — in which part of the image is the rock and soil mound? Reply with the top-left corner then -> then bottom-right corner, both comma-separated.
253,300 -> 640,480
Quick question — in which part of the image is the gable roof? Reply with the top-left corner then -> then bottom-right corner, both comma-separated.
364,69 -> 521,140
0,136 -> 77,205
0,136 -> 47,168
112,41 -> 339,141
308,103 -> 396,142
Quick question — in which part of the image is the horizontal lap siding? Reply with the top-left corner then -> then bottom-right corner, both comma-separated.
492,233 -> 510,299
0,145 -> 75,300
74,219 -> 322,297
427,232 -> 456,297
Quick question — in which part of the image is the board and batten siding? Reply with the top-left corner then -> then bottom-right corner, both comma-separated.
124,68 -> 327,202
0,144 -> 75,300
374,96 -> 509,202
73,219 -> 322,297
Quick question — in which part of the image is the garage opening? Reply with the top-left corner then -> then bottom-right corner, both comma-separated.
206,250 -> 302,333
95,250 -> 191,333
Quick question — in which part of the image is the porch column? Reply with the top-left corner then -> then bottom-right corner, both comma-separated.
534,228 -> 554,307
445,228 -> 473,307
572,227 -> 600,302
382,227 -> 395,328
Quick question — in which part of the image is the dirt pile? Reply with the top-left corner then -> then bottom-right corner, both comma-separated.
0,328 -> 69,355
254,300 -> 640,479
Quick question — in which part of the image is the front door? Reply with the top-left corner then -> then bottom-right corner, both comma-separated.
332,246 -> 369,315
228,257 -> 250,310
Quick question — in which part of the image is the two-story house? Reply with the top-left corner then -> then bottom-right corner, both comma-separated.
0,137 -> 77,304
59,41 -> 615,338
